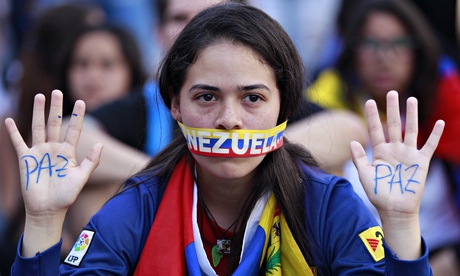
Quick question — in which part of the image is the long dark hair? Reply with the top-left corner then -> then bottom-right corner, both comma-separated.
134,2 -> 318,273
58,24 -> 147,115
337,0 -> 439,124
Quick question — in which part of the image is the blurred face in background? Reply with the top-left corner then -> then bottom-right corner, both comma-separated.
355,11 -> 415,103
158,0 -> 225,52
68,31 -> 131,111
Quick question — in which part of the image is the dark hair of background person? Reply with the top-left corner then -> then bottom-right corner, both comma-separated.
58,24 -> 148,116
16,3 -> 104,143
409,0 -> 460,68
336,0 -> 439,125
154,0 -> 170,25
135,2 -> 318,273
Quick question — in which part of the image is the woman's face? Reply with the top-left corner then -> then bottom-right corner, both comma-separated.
68,31 -> 131,111
171,42 -> 280,182
355,12 -> 414,101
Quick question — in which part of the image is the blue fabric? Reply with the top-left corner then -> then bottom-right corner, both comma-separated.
185,242 -> 202,275
233,226 -> 267,275
384,237 -> 431,276
143,82 -> 174,156
12,236 -> 61,276
438,55 -> 459,76
11,164 -> 432,275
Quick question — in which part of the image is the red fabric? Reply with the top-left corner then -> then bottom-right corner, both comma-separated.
198,205 -> 232,275
424,72 -> 460,164
134,157 -> 194,275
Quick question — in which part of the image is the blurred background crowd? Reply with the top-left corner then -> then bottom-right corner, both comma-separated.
1,0 -> 460,275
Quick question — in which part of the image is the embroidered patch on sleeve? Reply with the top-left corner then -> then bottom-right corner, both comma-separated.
358,226 -> 384,262
64,229 -> 95,267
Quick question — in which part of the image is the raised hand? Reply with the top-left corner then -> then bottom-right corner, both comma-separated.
4,90 -> 102,256
350,90 -> 444,259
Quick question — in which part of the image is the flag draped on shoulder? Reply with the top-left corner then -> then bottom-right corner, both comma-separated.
134,157 -> 314,275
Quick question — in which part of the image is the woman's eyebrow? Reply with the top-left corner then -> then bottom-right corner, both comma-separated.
188,83 -> 271,92
189,84 -> 219,92
239,84 -> 271,92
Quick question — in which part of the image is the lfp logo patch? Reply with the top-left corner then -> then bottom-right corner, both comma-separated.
64,230 -> 95,267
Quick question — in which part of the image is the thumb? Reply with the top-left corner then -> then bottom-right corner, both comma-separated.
350,140 -> 369,172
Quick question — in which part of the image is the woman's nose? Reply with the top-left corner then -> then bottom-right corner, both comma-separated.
84,65 -> 101,79
215,102 -> 242,130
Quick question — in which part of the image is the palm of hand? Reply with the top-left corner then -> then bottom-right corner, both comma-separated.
5,91 -> 102,216
18,141 -> 83,214
351,91 -> 444,217
361,142 -> 430,215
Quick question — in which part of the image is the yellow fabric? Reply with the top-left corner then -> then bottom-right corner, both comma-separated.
307,69 -> 373,120
308,69 -> 348,109
359,226 -> 385,262
259,193 -> 314,275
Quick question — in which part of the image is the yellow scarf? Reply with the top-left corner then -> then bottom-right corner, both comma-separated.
259,193 -> 315,275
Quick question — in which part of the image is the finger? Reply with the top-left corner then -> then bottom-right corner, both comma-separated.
4,118 -> 29,155
364,99 -> 386,148
63,100 -> 86,148
420,120 -> 445,158
79,143 -> 103,178
46,90 -> 64,143
403,97 -> 418,147
386,91 -> 402,143
31,94 -> 46,146
350,140 -> 370,172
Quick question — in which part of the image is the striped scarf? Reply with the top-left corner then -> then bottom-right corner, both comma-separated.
134,157 -> 314,275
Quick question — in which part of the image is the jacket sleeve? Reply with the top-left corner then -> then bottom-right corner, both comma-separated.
10,176 -> 161,275
383,237 -> 431,276
11,236 -> 62,276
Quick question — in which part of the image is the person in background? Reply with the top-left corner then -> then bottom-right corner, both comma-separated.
8,3 -> 443,274
309,0 -> 460,274
55,23 -> 150,251
59,24 -> 147,113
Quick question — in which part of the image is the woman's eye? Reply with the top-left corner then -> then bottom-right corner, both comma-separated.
101,60 -> 115,69
244,94 -> 261,103
198,94 -> 216,102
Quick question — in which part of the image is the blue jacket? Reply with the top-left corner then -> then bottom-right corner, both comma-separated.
11,164 -> 431,275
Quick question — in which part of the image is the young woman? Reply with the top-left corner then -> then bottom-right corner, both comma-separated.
59,24 -> 147,114
8,3 -> 442,275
